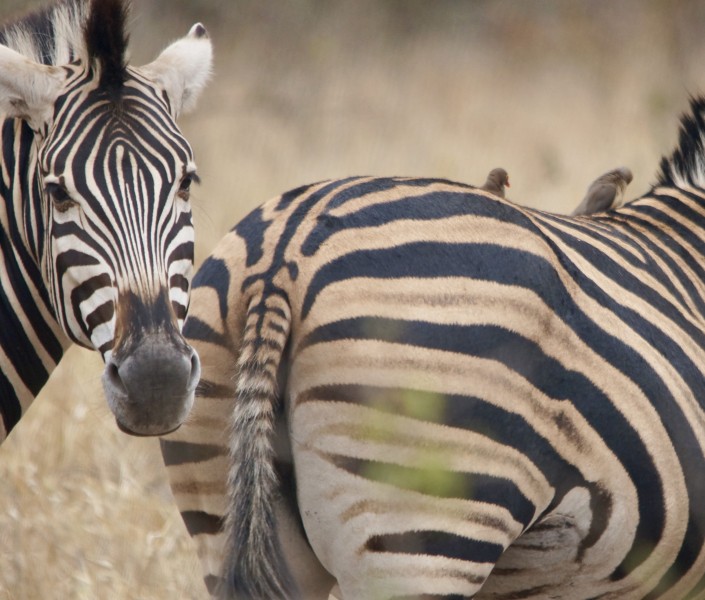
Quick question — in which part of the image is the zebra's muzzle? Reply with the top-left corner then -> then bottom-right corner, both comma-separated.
102,334 -> 201,436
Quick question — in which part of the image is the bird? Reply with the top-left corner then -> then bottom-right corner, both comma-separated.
571,167 -> 633,216
481,167 -> 511,198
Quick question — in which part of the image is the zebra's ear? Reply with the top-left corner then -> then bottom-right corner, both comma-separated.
140,23 -> 213,118
0,45 -> 65,130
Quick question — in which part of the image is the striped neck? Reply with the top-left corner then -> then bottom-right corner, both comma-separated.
0,117 -> 68,439
0,2 -> 91,438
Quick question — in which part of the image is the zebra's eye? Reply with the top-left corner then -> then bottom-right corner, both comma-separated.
46,182 -> 78,213
177,172 -> 200,201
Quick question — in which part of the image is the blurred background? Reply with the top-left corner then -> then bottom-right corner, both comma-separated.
2,0 -> 705,597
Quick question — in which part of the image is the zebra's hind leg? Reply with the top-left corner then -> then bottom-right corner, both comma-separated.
289,394 -> 542,599
161,382 -> 335,598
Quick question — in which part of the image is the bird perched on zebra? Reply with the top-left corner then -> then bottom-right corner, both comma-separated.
481,166 -> 511,197
162,100 -> 705,598
571,166 -> 633,215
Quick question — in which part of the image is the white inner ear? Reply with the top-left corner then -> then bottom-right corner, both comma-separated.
140,23 -> 213,118
0,44 -> 65,130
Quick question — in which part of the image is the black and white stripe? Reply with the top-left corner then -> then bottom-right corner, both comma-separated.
163,96 -> 705,600
0,0 -> 211,439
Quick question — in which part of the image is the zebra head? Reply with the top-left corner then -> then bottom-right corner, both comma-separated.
0,0 -> 212,435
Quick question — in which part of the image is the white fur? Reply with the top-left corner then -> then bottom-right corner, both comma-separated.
139,23 -> 213,118
0,45 -> 65,130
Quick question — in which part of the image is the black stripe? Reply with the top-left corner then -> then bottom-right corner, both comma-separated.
71,274 -> 113,340
191,257 -> 230,321
367,530 -> 504,565
330,454 -> 535,528
172,301 -> 186,321
233,207 -> 271,267
301,186 -> 521,259
180,510 -> 224,536
638,199 -> 705,257
321,176 -> 473,213
302,240 -> 532,320
159,439 -> 226,466
196,379 -> 234,399
84,300 -> 115,333
275,180 -> 343,211
487,584 -> 553,599
0,369 -> 21,434
183,316 -> 226,347
166,239 -> 194,267
204,575 -> 220,595
391,596 -> 469,600
1,123 -> 63,365
169,273 -> 189,294
0,234 -> 53,397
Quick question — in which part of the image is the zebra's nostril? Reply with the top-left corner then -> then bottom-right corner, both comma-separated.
188,349 -> 201,392
105,360 -> 128,396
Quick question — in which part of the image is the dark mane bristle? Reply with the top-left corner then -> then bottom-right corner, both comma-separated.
658,95 -> 705,188
84,0 -> 130,95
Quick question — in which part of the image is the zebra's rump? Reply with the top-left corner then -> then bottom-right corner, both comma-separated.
180,174 -> 705,598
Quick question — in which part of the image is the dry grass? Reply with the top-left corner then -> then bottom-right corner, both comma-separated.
2,0 -> 705,598
0,349 -> 206,600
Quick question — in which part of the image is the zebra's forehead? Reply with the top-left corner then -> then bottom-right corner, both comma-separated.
40,80 -> 195,177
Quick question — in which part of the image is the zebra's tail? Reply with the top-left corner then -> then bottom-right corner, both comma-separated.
219,295 -> 296,599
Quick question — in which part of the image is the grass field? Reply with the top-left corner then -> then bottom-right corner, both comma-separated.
2,0 -> 705,598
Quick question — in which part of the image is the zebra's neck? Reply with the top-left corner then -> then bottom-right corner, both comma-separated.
0,117 -> 68,440
0,2 -> 92,439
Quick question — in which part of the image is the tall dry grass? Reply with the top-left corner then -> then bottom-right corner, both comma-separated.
2,0 -> 705,597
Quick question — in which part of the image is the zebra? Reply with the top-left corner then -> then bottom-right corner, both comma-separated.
161,97 -> 705,597
0,0 -> 212,441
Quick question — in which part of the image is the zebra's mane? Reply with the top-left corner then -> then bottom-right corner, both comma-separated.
84,0 -> 129,94
0,0 -> 130,94
658,95 -> 705,189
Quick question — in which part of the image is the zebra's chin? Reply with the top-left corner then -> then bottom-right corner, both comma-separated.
101,336 -> 200,436
114,419 -> 182,438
